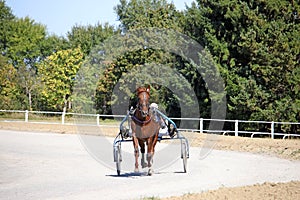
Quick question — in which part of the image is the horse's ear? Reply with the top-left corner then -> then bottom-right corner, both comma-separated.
146,85 -> 150,93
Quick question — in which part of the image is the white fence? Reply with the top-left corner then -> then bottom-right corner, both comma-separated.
1,109 -> 300,139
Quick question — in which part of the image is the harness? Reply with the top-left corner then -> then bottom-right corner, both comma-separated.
132,113 -> 151,126
119,107 -> 151,138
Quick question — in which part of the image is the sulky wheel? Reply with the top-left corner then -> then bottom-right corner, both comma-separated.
114,146 -> 122,176
181,140 -> 187,173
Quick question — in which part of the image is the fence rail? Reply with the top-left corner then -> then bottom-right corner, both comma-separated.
1,109 -> 300,139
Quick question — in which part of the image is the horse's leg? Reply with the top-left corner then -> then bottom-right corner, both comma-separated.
146,137 -> 154,175
147,133 -> 159,176
133,136 -> 139,172
146,147 -> 153,175
138,140 -> 147,168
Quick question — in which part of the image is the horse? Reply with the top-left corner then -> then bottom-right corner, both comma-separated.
131,86 -> 160,176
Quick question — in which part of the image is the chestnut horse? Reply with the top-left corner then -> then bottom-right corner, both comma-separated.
131,86 -> 160,175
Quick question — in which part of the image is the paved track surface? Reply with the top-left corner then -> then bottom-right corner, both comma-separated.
1,130 -> 300,200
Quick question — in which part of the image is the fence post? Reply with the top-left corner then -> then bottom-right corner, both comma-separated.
199,118 -> 203,133
271,121 -> 274,139
97,114 -> 100,126
235,120 -> 239,136
25,110 -> 29,122
62,111 -> 65,125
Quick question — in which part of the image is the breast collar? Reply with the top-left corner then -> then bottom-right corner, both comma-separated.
132,114 -> 151,126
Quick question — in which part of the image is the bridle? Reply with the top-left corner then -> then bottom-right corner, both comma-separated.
137,91 -> 150,117
132,90 -> 151,125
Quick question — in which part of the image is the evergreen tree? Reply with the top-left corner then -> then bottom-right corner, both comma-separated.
184,0 -> 300,124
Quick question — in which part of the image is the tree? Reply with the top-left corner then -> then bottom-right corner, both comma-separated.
38,47 -> 84,112
40,34 -> 70,59
115,0 -> 183,31
2,16 -> 48,110
0,55 -> 19,109
4,17 -> 47,67
95,0 -> 196,117
0,0 -> 15,54
67,23 -> 116,56
184,0 -> 300,123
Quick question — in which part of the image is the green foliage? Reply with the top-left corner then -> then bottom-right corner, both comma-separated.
115,0 -> 183,31
1,14 -> 50,110
1,0 -> 299,127
4,17 -> 47,68
0,0 -> 15,53
72,60 -> 99,114
96,0 -> 202,117
40,34 -> 70,58
38,47 -> 84,111
67,23 -> 116,56
184,0 -> 300,122
0,55 -> 20,109
16,65 -> 40,110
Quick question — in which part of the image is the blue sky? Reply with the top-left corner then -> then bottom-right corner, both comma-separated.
6,0 -> 194,36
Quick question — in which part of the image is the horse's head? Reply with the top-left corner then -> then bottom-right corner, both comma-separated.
136,86 -> 150,118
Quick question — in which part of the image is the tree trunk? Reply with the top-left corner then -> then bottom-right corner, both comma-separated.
28,91 -> 32,111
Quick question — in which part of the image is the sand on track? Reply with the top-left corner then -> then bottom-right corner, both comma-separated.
1,121 -> 300,200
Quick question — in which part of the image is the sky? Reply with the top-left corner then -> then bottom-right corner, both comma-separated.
6,0 -> 194,36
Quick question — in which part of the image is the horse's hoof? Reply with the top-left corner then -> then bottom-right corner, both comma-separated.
147,169 -> 153,176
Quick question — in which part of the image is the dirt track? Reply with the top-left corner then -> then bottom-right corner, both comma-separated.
1,121 -> 299,161
0,122 -> 300,200
163,181 -> 300,200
